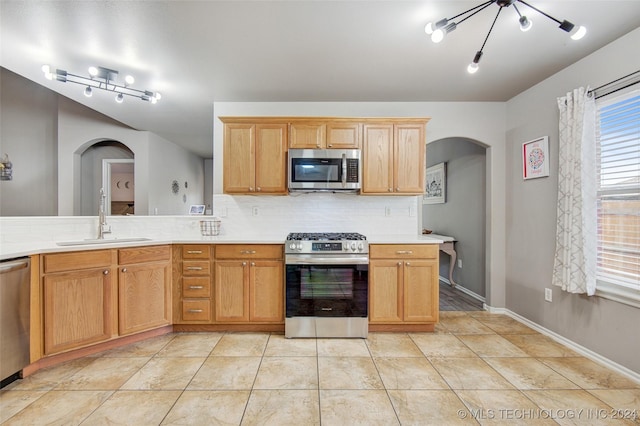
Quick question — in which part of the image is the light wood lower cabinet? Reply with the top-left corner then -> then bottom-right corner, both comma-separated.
41,250 -> 117,355
118,245 -> 172,336
174,244 -> 213,324
214,245 -> 284,323
369,244 -> 439,327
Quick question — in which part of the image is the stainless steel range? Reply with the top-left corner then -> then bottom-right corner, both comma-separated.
285,232 -> 368,338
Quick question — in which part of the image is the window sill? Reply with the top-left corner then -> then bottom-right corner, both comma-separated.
596,281 -> 640,309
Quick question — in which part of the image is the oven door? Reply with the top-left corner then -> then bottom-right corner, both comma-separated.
285,255 -> 368,318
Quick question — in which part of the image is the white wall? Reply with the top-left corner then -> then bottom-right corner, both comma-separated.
0,68 -> 58,215
213,101 -> 507,307
505,28 -> 640,373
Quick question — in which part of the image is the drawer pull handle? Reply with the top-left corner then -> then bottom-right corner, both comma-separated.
188,309 -> 204,313
189,285 -> 204,289
240,250 -> 257,254
187,267 -> 203,271
396,250 -> 413,254
187,250 -> 203,254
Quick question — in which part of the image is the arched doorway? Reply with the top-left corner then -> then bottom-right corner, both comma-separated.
78,140 -> 134,216
423,137 -> 488,306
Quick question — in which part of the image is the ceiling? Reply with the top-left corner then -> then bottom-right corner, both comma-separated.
2,1 -> 639,157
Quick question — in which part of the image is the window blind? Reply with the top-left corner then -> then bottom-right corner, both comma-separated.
596,90 -> 640,290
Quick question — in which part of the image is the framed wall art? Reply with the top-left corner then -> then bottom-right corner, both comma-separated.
522,136 -> 549,180
424,162 -> 446,204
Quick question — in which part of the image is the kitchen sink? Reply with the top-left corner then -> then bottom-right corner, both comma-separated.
56,237 -> 151,246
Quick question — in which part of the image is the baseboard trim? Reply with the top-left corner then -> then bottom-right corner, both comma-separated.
440,276 -> 486,303
491,307 -> 640,384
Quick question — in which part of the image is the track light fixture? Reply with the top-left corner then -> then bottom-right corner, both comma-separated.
424,0 -> 586,74
41,65 -> 161,103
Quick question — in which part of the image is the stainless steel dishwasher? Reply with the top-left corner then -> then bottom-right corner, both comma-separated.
0,257 -> 30,388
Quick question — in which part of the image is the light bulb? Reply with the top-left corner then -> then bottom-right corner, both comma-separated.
125,75 -> 135,85
519,16 -> 532,32
424,22 -> 434,35
84,86 -> 93,97
88,66 -> 98,77
115,93 -> 124,103
571,26 -> 587,40
467,63 -> 479,74
42,64 -> 53,80
154,92 -> 162,101
151,97 -> 157,104
431,29 -> 444,43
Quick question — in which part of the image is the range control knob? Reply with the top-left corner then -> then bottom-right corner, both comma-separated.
289,243 -> 296,251
358,242 -> 364,251
350,242 -> 357,251
296,242 -> 303,251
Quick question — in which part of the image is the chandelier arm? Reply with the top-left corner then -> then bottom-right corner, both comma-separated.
478,7 -> 503,53
455,1 -> 496,26
515,0 -> 561,25
448,0 -> 495,22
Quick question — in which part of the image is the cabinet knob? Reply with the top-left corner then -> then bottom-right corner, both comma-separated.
121,268 -> 127,273
328,144 -> 333,147
251,262 -> 255,266
406,262 -> 411,266
103,270 -> 109,275
242,262 -> 247,266
396,187 -> 400,191
388,188 -> 393,192
249,187 -> 254,192
257,187 -> 261,192
397,262 -> 402,266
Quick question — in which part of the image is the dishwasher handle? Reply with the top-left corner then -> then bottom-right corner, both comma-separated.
0,258 -> 30,274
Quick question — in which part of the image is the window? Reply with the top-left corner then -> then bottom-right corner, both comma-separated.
595,89 -> 640,305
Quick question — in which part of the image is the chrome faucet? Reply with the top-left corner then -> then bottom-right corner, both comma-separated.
98,188 -> 112,239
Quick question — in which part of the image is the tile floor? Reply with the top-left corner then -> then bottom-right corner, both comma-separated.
1,312 -> 639,425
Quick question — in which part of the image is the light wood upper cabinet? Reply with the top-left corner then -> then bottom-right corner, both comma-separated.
41,250 -> 117,355
289,122 -> 326,149
326,122 -> 361,149
222,121 -> 287,194
118,245 -> 172,336
362,122 -> 426,195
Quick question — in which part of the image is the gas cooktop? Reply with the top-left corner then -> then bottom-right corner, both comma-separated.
286,232 -> 367,241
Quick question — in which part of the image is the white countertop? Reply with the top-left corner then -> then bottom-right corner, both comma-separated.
1,233 -> 442,260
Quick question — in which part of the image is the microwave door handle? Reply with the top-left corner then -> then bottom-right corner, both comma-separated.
342,154 -> 347,186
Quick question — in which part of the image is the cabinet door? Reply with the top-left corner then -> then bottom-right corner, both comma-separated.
224,123 -> 255,193
255,124 -> 288,194
326,122 -> 361,149
394,124 -> 425,194
249,260 -> 284,322
362,124 -> 394,193
43,268 -> 114,355
368,259 -> 403,323
289,122 -> 326,149
118,261 -> 171,336
403,260 -> 438,322
215,261 -> 250,322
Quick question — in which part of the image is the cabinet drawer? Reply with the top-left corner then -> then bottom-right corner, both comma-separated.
119,245 -> 171,265
183,245 -> 211,259
43,249 -> 113,273
215,244 -> 283,260
183,277 -> 211,298
183,260 -> 211,276
182,300 -> 212,322
369,244 -> 438,259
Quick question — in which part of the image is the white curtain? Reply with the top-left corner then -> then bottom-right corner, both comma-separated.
552,87 -> 597,295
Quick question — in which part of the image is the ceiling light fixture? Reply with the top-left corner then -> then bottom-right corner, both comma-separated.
41,65 -> 161,103
425,0 -> 586,74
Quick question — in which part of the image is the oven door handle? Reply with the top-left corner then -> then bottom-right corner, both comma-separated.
286,255 -> 369,265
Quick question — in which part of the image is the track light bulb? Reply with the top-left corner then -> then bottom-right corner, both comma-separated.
467,63 -> 479,74
431,29 -> 444,43
88,66 -> 98,77
84,86 -> 93,97
519,16 -> 532,32
42,64 -> 53,80
570,26 -> 587,40
115,93 -> 124,103
125,75 -> 135,85
424,22 -> 434,35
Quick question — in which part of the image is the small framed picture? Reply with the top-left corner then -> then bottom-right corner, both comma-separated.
522,136 -> 550,180
424,162 -> 446,204
189,204 -> 205,215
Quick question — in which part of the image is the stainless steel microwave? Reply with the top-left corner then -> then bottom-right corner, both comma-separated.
288,149 -> 361,192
